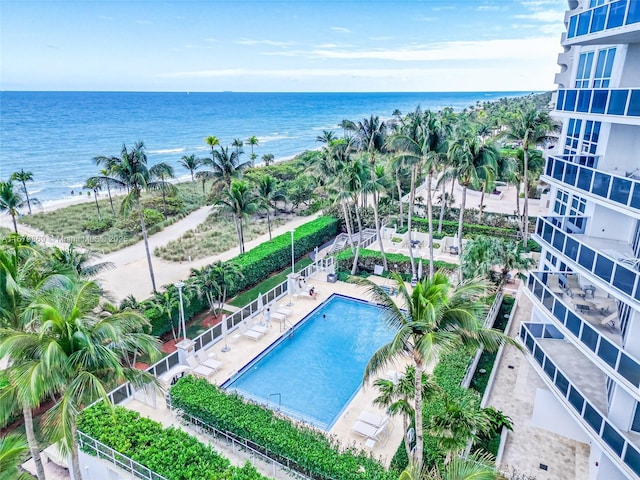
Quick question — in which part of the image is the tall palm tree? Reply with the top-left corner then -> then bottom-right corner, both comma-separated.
208,260 -> 242,314
149,161 -> 177,213
359,272 -> 514,470
48,244 -> 114,278
190,266 -> 220,313
316,130 -> 336,145
338,157 -> 367,274
506,148 -> 543,238
352,115 -> 389,270
179,153 -> 202,182
502,107 -> 558,240
202,145 -> 251,188
205,135 -> 220,157
215,180 -> 259,255
93,155 -> 120,216
10,170 -> 35,215
0,279 -> 162,480
261,153 -> 274,167
0,181 -> 24,234
399,451 -> 500,480
83,177 -> 102,220
255,174 -> 285,241
448,131 -> 499,261
246,135 -> 259,166
109,142 -> 162,292
231,138 -> 244,157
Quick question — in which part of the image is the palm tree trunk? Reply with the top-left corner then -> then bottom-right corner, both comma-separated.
23,405 -> 46,480
341,200 -> 355,253
523,148 -> 529,242
161,185 -> 167,214
396,178 -> 404,229
458,185 -> 467,282
239,217 -> 245,254
515,181 -> 522,238
350,200 -> 364,275
11,212 -> 18,233
426,172 -> 434,279
136,197 -> 157,292
106,183 -> 115,216
70,420 -> 83,480
22,180 -> 32,215
407,166 -> 417,278
233,215 -> 243,255
437,179 -> 446,234
478,182 -> 485,223
403,416 -> 412,461
413,359 -> 425,470
93,191 -> 101,220
266,209 -> 272,241
371,175 -> 388,270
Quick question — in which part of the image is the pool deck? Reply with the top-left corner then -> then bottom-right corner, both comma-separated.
126,274 -> 413,476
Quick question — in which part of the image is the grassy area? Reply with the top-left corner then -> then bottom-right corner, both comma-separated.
229,257 -> 313,307
155,214 -> 286,262
21,182 -> 208,253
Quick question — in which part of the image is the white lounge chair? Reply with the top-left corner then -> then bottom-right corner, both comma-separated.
351,419 -> 390,445
248,319 -> 269,334
185,355 -> 216,380
196,350 -> 223,371
357,411 -> 390,429
599,311 -> 617,327
239,322 -> 263,341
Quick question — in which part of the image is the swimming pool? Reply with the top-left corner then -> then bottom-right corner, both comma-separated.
223,294 -> 394,430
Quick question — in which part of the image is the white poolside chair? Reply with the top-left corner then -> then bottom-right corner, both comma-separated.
239,322 -> 264,341
248,318 -> 269,334
357,411 -> 390,429
196,350 -> 223,372
185,355 -> 217,380
351,419 -> 390,445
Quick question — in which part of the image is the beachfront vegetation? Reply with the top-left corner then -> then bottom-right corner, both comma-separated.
10,169 -> 36,216
0,181 -> 24,233
170,376 -> 396,480
79,403 -> 267,480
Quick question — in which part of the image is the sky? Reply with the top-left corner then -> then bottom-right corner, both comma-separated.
0,0 -> 567,92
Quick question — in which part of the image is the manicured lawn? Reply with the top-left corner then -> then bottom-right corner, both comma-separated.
229,257 -> 313,307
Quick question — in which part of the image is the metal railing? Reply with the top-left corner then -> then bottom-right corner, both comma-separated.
525,271 -> 640,390
78,431 -> 169,480
519,322 -> 640,479
567,0 -> 640,41
544,155 -> 640,212
555,88 -> 640,118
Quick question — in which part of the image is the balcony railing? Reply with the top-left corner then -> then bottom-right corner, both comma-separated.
526,271 -> 640,390
534,216 -> 640,304
544,155 -> 640,212
519,322 -> 640,478
567,0 -> 640,40
556,88 -> 640,117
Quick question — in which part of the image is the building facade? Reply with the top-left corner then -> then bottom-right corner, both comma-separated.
519,1 -> 640,479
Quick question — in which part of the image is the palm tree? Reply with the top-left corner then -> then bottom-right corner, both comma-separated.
246,135 -> 259,166
0,279 -> 162,480
352,115 -> 389,271
208,261 -> 242,314
84,177 -> 102,220
203,145 -> 251,188
399,451 -> 500,480
502,107 -> 558,240
448,131 -> 499,261
205,135 -> 220,157
179,153 -> 202,182
190,266 -> 220,312
462,236 -> 534,285
0,433 -> 31,480
0,181 -> 24,233
215,180 -> 259,254
93,155 -> 120,216
109,142 -> 162,292
149,161 -> 177,213
255,174 -> 285,241
339,157 -> 367,274
359,272 -> 514,470
261,153 -> 274,167
316,130 -> 336,145
231,138 -> 244,157
149,288 -> 182,341
506,148 -> 543,237
10,169 -> 34,215
48,244 -> 114,278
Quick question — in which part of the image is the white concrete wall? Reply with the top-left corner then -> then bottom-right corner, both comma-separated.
531,388 -> 591,443
623,308 -> 640,359
76,451 -> 125,480
602,124 -> 640,174
618,44 -> 639,88
595,452 -> 629,480
608,384 -> 636,432
586,204 -> 635,243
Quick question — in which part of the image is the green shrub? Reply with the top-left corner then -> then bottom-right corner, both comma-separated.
170,377 -> 396,480
117,208 -> 165,233
335,249 -> 457,275
412,217 -> 518,240
78,403 -> 267,480
82,217 -> 114,234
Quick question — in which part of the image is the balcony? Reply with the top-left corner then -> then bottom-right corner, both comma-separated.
566,0 -> 640,45
555,88 -> 640,121
525,271 -> 640,392
519,322 -> 640,478
544,155 -> 640,214
534,216 -> 640,305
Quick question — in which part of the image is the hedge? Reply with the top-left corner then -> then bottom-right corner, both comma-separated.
411,217 -> 519,240
335,249 -> 458,276
78,403 -> 267,480
170,376 -> 396,480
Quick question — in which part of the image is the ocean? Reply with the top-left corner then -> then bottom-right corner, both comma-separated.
0,91 -> 531,203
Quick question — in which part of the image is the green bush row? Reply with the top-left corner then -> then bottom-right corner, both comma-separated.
335,248 -> 458,276
78,403 -> 267,480
170,376 -> 396,480
410,217 -> 518,240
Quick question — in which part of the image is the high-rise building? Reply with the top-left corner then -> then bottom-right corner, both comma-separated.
519,1 -> 640,479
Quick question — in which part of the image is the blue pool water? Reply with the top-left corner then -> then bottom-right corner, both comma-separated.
224,295 -> 394,430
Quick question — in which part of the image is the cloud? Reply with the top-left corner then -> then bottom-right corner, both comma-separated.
97,15 -> 112,21
136,20 -> 152,25
514,10 -> 563,23
477,5 -> 500,11
330,26 -> 351,33
235,38 -> 295,47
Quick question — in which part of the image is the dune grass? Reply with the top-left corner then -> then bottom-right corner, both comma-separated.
154,213 -> 286,262
21,182 -> 208,253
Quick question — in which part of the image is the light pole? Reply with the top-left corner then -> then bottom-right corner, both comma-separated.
175,281 -> 187,342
